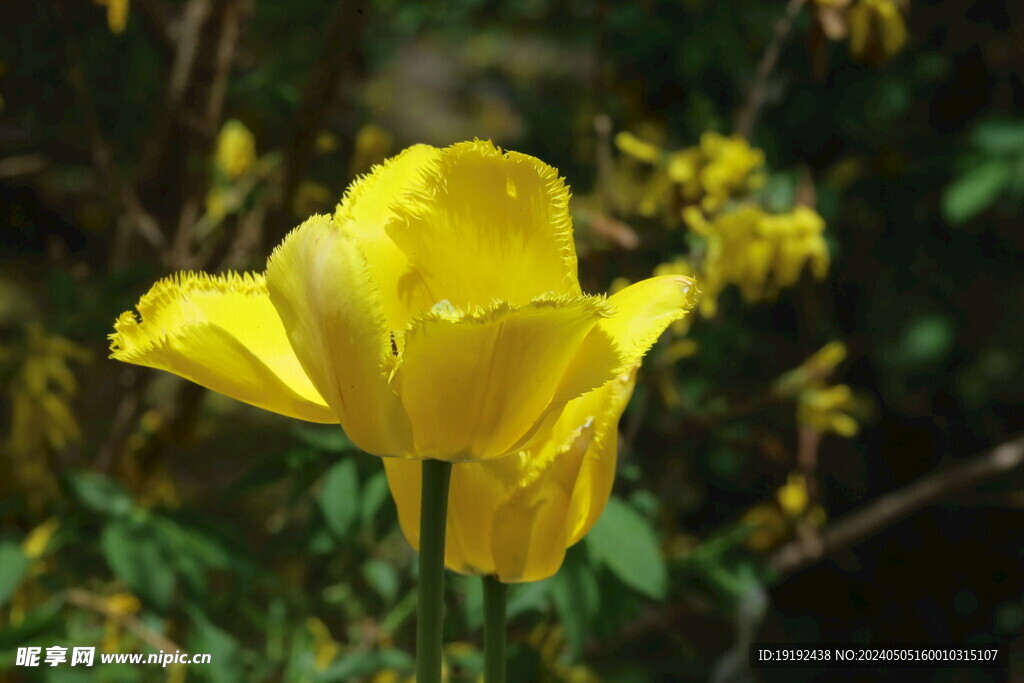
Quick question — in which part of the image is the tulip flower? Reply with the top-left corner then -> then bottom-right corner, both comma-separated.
110,140 -> 697,682
111,140 -> 695,464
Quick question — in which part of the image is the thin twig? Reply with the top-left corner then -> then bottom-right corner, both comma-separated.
769,434 -> 1024,577
0,154 -> 48,178
265,0 -> 369,247
735,0 -> 808,138
63,588 -> 182,654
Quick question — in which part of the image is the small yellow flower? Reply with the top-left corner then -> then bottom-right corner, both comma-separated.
614,130 -> 764,221
798,383 -> 861,437
307,617 -> 339,671
350,124 -> 393,174
744,474 -> 827,550
22,518 -> 59,560
696,132 -> 765,213
94,0 -> 129,34
214,120 -> 256,180
111,141 -> 698,463
777,473 -> 809,516
291,180 -> 332,217
685,205 -> 828,316
614,131 -> 663,164
849,0 -> 907,64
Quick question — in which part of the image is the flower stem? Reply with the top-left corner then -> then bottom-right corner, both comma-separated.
482,575 -> 508,683
416,459 -> 452,683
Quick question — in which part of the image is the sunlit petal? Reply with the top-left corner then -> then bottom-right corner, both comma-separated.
266,214 -> 412,456
391,295 -> 609,462
110,272 -> 334,423
385,140 -> 581,310
335,144 -> 443,329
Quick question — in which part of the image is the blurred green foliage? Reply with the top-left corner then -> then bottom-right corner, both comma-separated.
2,0 -> 1024,681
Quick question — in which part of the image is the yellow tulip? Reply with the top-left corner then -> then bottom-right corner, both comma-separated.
110,141 -> 697,463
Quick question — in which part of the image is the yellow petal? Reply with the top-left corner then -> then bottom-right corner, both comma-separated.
335,144 -> 443,330
384,367 -> 637,582
565,368 -> 637,545
392,296 -> 610,462
564,275 -> 698,396
383,457 -> 516,576
385,140 -> 582,311
383,405 -> 595,579
110,271 -> 334,423
266,214 -> 413,456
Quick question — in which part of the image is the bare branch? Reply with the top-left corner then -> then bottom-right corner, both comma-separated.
735,0 -> 808,138
63,589 -> 182,654
769,434 -> 1024,577
0,154 -> 48,178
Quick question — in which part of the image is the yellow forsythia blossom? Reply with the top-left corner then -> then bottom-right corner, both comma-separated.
214,120 -> 257,180
616,130 -> 765,218
22,518 -> 59,560
349,124 -> 393,175
306,618 -> 339,671
111,141 -> 698,464
685,204 -> 829,316
798,383 -> 861,437
693,132 -> 766,213
744,473 -> 827,551
775,340 -> 849,396
94,0 -> 129,34
849,0 -> 907,64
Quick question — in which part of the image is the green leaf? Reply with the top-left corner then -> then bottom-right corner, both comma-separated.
360,471 -> 392,527
943,160 -> 1012,224
314,649 -> 413,682
970,119 -> 1024,155
551,545 -> 599,659
0,541 -> 29,608
292,424 -> 353,453
319,459 -> 360,538
362,558 -> 399,603
902,314 -> 955,367
67,470 -> 134,517
187,606 -> 244,683
101,519 -> 176,609
586,496 -> 668,600
507,578 -> 551,619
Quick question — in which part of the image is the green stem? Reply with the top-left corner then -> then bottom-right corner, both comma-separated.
416,459 -> 452,683
482,575 -> 508,683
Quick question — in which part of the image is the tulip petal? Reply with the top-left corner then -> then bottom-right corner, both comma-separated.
110,272 -> 334,423
565,368 -> 638,545
489,420 -> 594,582
558,276 -> 697,405
335,144 -> 444,329
392,296 -> 609,462
386,140 -> 581,310
266,214 -> 413,456
383,458 -> 512,575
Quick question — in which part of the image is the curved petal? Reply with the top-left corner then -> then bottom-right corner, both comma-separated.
565,367 -> 637,545
489,419 -> 593,582
567,275 -> 698,385
109,272 -> 334,423
382,411 -> 596,580
266,214 -> 413,457
385,140 -> 581,311
391,296 -> 609,462
384,369 -> 633,582
334,144 -> 444,330
383,457 -> 515,576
